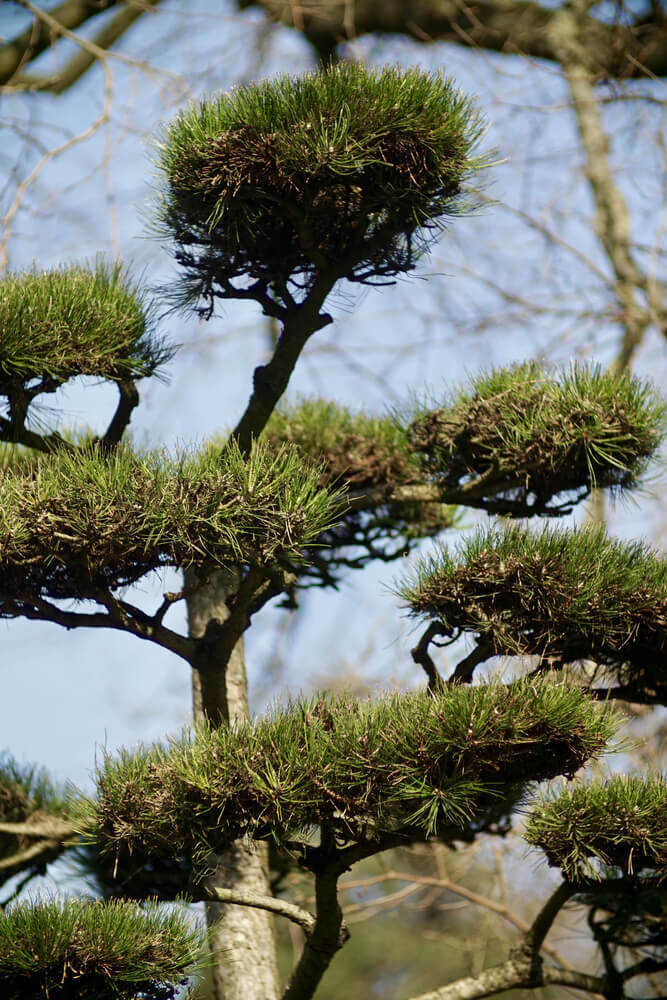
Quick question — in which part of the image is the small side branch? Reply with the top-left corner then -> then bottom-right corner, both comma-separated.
14,593 -> 195,663
195,884 -> 315,936
99,378 -> 139,448
451,641 -> 495,684
411,622 -> 447,692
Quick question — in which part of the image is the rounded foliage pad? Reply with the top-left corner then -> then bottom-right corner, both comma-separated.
525,775 -> 666,881
0,897 -> 201,1000
155,63 -> 488,305
409,363 -> 667,516
399,523 -> 667,694
0,259 -> 170,391
87,680 -> 616,862
0,439 -> 339,603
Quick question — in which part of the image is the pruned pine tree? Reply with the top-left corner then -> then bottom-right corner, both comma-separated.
0,63 -> 665,1000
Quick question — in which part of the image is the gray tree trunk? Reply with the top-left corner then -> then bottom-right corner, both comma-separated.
186,567 -> 280,1000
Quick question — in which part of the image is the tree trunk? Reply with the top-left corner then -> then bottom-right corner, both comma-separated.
186,567 -> 280,1000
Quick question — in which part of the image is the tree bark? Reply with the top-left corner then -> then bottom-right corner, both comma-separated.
186,567 -> 280,1000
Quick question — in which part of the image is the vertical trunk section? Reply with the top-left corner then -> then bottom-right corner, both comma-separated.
186,567 -> 280,1000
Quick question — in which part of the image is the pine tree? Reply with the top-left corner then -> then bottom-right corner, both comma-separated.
0,63 -> 665,1000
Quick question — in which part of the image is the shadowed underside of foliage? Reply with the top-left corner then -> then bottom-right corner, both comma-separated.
525,775 -> 667,881
154,63 -> 488,307
409,363 -> 667,515
85,680 -> 617,866
0,260 -> 171,392
0,898 -> 202,1000
400,523 -> 667,692
0,440 -> 339,603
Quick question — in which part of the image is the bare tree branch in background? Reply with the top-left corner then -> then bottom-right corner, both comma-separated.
2,0 -> 666,91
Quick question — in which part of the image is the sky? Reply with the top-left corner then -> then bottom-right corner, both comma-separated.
0,0 -> 665,819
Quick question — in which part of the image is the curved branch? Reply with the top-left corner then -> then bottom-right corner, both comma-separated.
230,274 -> 337,455
411,622 -> 447,692
408,881 -> 583,1000
10,592 -> 195,663
195,884 -> 315,935
451,641 -> 495,683
98,378 -> 139,448
0,838 -> 67,880
282,860 -> 348,1000
0,415 -> 75,454
0,818 -> 78,881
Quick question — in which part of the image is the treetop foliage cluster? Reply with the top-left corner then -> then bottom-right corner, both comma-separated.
154,63 -> 490,304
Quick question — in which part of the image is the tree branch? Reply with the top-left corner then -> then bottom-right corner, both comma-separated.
239,0 -> 667,80
0,415 -> 75,454
589,682 -> 666,706
195,884 -> 316,936
2,0 -> 168,90
411,622 -> 447,692
549,2 -> 666,372
282,826 -> 349,1000
4,0 -> 666,91
0,819 -> 75,839
11,592 -> 196,663
98,378 -> 139,448
0,818 -> 78,881
345,470 -> 582,520
451,641 -> 495,683
12,0 -> 167,94
230,274 -> 337,455
0,838 -> 67,879
407,881 -> 583,1000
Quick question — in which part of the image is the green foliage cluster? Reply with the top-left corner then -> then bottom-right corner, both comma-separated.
400,523 -> 667,686
154,63 -> 488,305
525,776 -> 667,881
265,398 -> 421,490
0,440 -> 340,602
264,399 -> 455,587
409,363 -> 667,515
0,754 -> 65,823
0,897 -> 202,1000
85,680 -> 617,866
0,260 -> 171,389
0,754 -> 66,876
